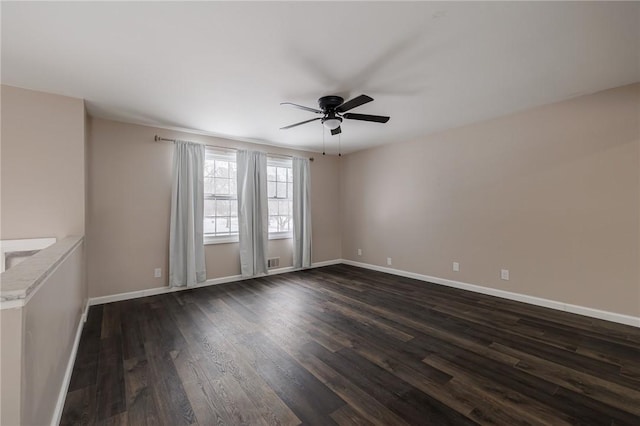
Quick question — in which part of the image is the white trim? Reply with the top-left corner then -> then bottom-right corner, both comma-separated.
341,259 -> 640,328
268,232 -> 293,240
81,300 -> 89,323
89,286 -> 177,306
51,299 -> 90,426
310,259 -> 343,268
89,259 -> 342,306
204,233 -> 294,245
204,235 -> 239,245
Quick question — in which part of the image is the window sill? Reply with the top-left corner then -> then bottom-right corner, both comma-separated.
269,232 -> 292,241
204,233 -> 292,245
204,235 -> 239,245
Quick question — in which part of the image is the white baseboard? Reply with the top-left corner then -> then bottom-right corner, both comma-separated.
88,259 -> 343,306
341,259 -> 640,328
309,259 -> 343,268
51,299 -> 90,426
89,286 -> 174,306
87,257 -> 638,328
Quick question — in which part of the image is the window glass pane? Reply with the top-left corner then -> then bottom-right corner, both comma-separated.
277,167 -> 287,182
278,216 -> 291,232
229,179 -> 237,196
268,181 -> 276,198
214,178 -> 229,195
287,168 -> 293,182
216,200 -> 230,216
205,162 -> 215,178
267,166 -> 277,181
276,182 -> 287,198
278,200 -> 289,216
268,200 -> 278,215
214,160 -> 229,177
204,177 -> 215,194
229,161 -> 237,178
216,217 -> 231,234
287,182 -> 293,199
268,216 -> 279,233
230,200 -> 238,217
204,199 -> 215,216
288,201 -> 293,217
230,217 -> 239,233
204,218 -> 216,234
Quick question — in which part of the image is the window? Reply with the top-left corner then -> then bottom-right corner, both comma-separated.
267,157 -> 293,238
203,150 -> 293,244
204,147 -> 238,242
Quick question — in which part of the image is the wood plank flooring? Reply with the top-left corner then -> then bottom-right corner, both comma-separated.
61,264 -> 640,425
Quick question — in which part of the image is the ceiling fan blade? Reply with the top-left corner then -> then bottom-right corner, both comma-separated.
343,113 -> 390,123
280,117 -> 321,130
280,102 -> 322,114
336,94 -> 373,113
331,126 -> 342,136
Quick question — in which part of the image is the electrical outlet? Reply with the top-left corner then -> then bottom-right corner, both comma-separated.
154,268 -> 162,278
387,257 -> 392,266
501,269 -> 509,280
453,262 -> 460,272
357,248 -> 362,256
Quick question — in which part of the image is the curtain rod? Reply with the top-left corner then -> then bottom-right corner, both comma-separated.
154,135 -> 314,162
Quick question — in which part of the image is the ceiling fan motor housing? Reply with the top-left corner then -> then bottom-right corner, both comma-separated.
318,95 -> 344,112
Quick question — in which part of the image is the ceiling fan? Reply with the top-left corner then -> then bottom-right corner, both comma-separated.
280,94 -> 390,136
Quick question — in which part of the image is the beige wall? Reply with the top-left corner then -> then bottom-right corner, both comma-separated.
341,83 -> 640,317
22,242 -> 86,425
87,118 -> 341,298
0,307 -> 22,426
0,85 -> 86,240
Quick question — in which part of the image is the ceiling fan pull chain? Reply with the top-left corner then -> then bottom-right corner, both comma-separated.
322,126 -> 326,156
338,133 -> 342,157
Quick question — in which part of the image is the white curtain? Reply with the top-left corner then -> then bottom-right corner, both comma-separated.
169,141 -> 206,287
236,150 -> 269,277
292,157 -> 312,268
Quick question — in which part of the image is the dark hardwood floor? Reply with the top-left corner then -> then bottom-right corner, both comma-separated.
61,264 -> 640,425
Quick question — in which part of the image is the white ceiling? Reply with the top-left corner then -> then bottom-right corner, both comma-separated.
2,2 -> 639,154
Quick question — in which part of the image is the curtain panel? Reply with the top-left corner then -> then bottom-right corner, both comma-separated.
169,141 -> 206,287
292,157 -> 312,268
236,150 -> 269,277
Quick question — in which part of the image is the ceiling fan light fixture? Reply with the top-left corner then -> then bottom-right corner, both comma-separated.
322,117 -> 342,130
